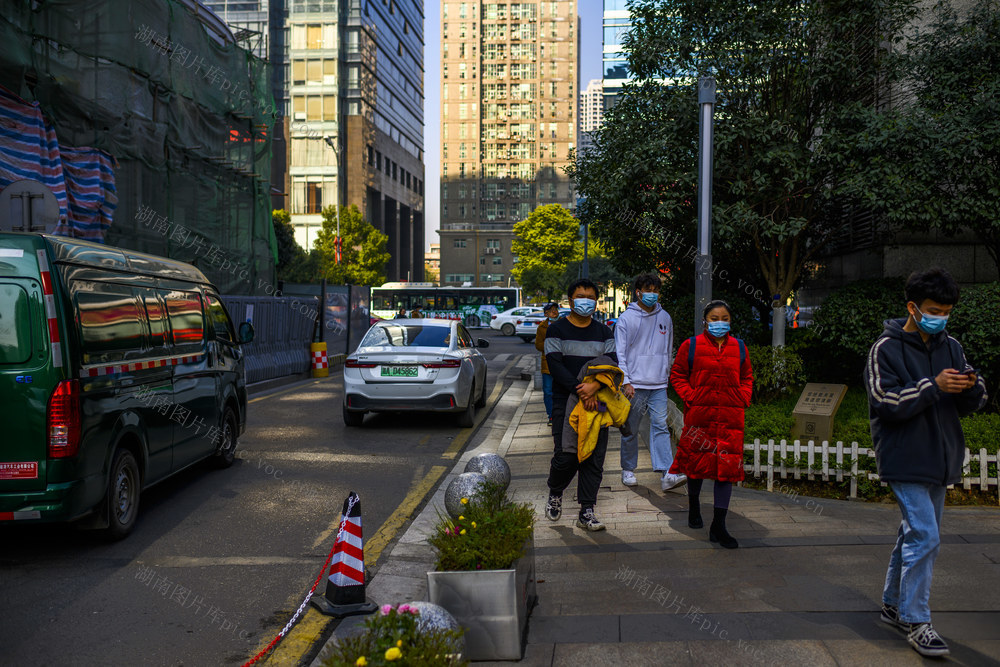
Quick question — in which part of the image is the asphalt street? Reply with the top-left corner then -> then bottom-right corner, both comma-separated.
0,327 -> 536,667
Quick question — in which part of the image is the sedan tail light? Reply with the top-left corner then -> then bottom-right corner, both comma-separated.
345,359 -> 377,368
422,358 -> 462,369
47,379 -> 81,458
491,315 -> 497,320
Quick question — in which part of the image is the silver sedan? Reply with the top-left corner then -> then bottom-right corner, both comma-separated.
342,319 -> 490,427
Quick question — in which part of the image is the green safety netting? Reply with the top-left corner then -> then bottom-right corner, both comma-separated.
0,0 -> 277,294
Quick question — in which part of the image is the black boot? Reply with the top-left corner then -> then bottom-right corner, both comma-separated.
688,496 -> 703,529
709,507 -> 739,549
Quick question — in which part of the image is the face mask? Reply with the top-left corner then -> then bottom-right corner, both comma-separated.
706,321 -> 730,337
639,292 -> 658,307
548,316 -> 559,323
572,298 -> 596,317
915,308 -> 948,334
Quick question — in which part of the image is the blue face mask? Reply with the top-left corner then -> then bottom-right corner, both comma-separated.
915,308 -> 949,334
639,292 -> 658,307
548,316 -> 559,323
706,321 -> 730,337
572,298 -> 596,317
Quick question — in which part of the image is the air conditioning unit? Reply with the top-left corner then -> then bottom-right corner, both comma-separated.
485,247 -> 499,255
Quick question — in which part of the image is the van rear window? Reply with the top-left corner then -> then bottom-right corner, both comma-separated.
0,283 -> 32,364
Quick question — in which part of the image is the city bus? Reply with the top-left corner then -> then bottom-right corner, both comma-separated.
371,283 -> 521,327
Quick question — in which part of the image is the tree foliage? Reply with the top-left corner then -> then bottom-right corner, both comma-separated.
571,0 -> 920,344
272,209 -> 320,283
314,204 -> 390,286
511,204 -> 583,299
842,0 -> 1000,272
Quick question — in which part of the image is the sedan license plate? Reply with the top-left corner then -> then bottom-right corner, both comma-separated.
381,366 -> 418,377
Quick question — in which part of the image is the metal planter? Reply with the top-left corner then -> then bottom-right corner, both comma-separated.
426,538 -> 537,661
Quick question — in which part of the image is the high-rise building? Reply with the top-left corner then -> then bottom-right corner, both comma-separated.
439,0 -> 580,287
578,78 -> 603,155
602,0 -> 631,110
286,0 -> 425,282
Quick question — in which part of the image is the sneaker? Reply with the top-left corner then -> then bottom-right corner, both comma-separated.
880,603 -> 906,630
545,494 -> 562,521
661,472 -> 688,492
621,470 -> 637,486
547,416 -> 552,426
906,622 -> 950,657
576,508 -> 606,532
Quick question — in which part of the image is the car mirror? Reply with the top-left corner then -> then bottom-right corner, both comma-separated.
238,321 -> 255,344
476,338 -> 490,348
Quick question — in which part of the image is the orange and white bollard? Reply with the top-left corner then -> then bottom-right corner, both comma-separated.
310,342 -> 328,377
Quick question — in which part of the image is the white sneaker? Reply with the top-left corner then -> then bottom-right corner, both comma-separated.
661,472 -> 688,492
621,470 -> 637,486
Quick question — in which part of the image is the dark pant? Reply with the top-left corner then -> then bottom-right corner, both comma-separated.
547,392 -> 609,510
688,478 -> 733,509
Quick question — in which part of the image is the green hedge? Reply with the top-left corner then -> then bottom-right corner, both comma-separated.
747,345 -> 805,403
949,282 -> 1000,411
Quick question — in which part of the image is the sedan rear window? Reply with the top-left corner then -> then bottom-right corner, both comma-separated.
362,324 -> 451,348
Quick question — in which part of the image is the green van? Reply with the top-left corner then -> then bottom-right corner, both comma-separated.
0,233 -> 254,539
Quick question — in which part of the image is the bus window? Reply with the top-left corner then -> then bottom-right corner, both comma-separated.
374,294 -> 393,310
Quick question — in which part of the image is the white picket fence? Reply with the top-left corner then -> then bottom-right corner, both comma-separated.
742,439 -> 1000,503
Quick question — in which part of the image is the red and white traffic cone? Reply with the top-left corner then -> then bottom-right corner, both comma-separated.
311,492 -> 378,617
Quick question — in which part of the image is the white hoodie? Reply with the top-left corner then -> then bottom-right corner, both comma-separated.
613,302 -> 673,390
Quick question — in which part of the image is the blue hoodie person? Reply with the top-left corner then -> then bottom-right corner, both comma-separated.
863,267 -> 987,658
614,273 -> 687,492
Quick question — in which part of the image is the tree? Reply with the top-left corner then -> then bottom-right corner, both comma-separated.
314,204 -> 390,286
842,0 -> 1000,273
511,204 -> 583,299
272,209 -> 320,283
571,0 -> 919,345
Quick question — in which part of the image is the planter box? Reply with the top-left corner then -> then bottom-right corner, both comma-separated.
426,538 -> 537,661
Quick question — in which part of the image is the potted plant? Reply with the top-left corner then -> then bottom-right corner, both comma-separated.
321,603 -> 466,666
426,481 -> 537,661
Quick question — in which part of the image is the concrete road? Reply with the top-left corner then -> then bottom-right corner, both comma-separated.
0,328 -> 534,666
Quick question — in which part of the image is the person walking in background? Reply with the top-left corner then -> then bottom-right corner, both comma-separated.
669,300 -> 753,549
544,279 -> 616,532
615,273 -> 686,492
395,307 -> 407,318
864,267 -> 987,658
535,302 -> 561,426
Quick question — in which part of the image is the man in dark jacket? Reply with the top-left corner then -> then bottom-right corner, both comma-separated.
863,267 -> 987,658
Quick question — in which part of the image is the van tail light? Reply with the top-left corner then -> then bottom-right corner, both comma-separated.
47,379 -> 81,458
345,359 -> 377,368
422,359 -> 462,369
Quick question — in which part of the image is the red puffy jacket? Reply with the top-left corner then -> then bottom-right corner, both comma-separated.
668,331 -> 754,482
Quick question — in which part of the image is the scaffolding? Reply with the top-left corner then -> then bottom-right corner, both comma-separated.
0,0 -> 277,294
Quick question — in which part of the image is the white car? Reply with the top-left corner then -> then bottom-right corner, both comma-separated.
343,319 -> 490,427
516,308 -> 571,342
489,306 -> 543,336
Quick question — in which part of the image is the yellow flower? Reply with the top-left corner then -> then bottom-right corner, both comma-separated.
396,640 -> 403,648
461,497 -> 469,504
460,529 -> 467,535
471,521 -> 477,528
385,647 -> 402,661
458,515 -> 465,520
355,658 -> 368,666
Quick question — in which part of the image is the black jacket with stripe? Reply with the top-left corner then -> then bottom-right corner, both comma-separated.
863,318 -> 988,486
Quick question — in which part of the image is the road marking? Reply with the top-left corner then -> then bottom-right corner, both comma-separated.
266,464 -> 449,666
249,377 -> 327,404
237,451 -> 411,466
140,556 -> 316,568
440,356 -> 519,460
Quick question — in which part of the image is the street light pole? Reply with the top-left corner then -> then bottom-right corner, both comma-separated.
324,135 -> 342,263
694,77 -> 716,335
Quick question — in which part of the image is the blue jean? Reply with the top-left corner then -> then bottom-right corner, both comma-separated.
882,481 -> 946,624
542,373 -> 553,419
620,388 -> 673,473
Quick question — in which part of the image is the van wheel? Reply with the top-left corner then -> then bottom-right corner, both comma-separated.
343,404 -> 365,427
211,408 -> 239,469
104,449 -> 140,541
457,388 -> 476,428
475,373 -> 488,408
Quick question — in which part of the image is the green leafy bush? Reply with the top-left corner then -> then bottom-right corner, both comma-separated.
661,290 -> 767,344
948,282 -> 1000,412
747,345 -> 806,402
322,604 -> 466,667
429,481 -> 534,572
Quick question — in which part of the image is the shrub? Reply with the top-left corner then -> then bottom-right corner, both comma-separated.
811,276 -> 907,365
747,345 -> 806,402
322,604 -> 466,667
960,411 -> 1000,455
661,290 -> 768,344
428,481 -> 534,572
948,282 -> 1000,412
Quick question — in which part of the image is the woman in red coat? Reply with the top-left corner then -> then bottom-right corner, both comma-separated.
668,300 -> 753,548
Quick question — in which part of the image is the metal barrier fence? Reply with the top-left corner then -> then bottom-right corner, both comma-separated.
221,285 -> 373,385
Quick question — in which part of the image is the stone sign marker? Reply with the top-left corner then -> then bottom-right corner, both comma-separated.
791,383 -> 849,443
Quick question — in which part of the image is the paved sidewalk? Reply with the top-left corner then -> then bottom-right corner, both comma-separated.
315,380 -> 1000,667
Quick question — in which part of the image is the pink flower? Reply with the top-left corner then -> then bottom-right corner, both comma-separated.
380,604 -> 393,616
398,604 -> 412,613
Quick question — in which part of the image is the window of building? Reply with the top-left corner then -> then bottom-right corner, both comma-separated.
480,257 -> 486,265
486,239 -> 500,249
348,65 -> 360,88
306,24 -> 322,49
453,239 -> 467,248
347,101 -> 360,115
346,29 -> 359,54
307,183 -> 323,213
492,257 -> 503,265
306,95 -> 321,120
376,151 -> 382,169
